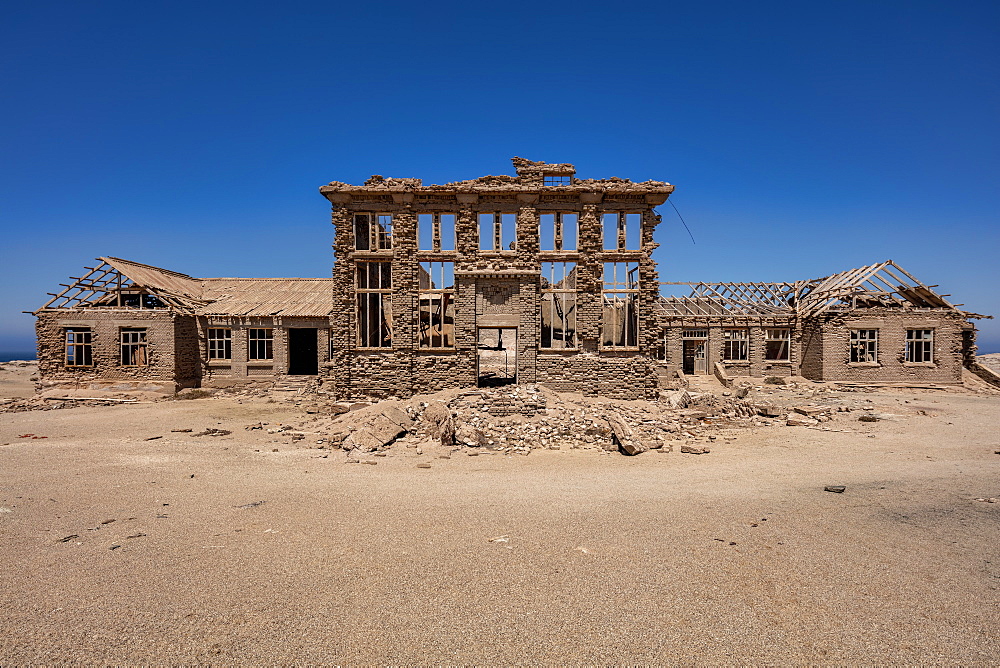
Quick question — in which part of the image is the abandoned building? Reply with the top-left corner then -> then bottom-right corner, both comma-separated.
33,158 -> 986,398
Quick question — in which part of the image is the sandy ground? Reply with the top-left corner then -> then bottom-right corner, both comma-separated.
1,369 -> 999,663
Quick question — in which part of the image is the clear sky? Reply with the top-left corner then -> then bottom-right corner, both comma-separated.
2,0 -> 998,353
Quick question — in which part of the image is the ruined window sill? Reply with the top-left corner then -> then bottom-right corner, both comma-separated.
903,361 -> 936,367
763,360 -> 791,364
600,347 -> 641,353
539,349 -> 579,354
722,360 -> 750,365
354,348 -> 393,353
247,360 -> 275,365
417,348 -> 457,353
847,362 -> 880,368
206,359 -> 232,365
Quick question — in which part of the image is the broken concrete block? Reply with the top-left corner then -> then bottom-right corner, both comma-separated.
758,405 -> 782,417
659,389 -> 690,409
607,415 -> 647,456
786,415 -> 820,427
793,405 -> 834,417
680,445 -> 710,454
453,423 -> 487,447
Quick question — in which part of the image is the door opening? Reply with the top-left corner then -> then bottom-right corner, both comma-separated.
683,339 -> 708,375
477,327 -> 516,387
288,328 -> 319,375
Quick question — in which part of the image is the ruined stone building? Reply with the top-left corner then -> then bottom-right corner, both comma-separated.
33,158 -> 986,397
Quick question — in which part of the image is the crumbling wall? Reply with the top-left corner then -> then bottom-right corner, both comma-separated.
35,309 -> 180,394
816,309 -> 966,384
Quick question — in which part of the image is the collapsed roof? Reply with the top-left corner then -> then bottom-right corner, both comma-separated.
658,260 -> 988,319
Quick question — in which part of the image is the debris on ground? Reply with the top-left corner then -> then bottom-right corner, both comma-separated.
824,486 -> 846,493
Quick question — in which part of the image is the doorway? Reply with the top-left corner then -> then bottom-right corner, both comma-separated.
683,339 -> 708,375
477,327 -> 516,387
288,328 -> 319,375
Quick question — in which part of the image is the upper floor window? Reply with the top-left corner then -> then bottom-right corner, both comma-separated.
850,329 -> 878,363
354,213 -> 392,251
539,213 -> 578,252
765,328 -> 790,361
543,175 -> 571,186
479,212 -> 516,252
602,212 -> 642,251
120,328 -> 148,366
418,213 -> 456,252
65,328 -> 93,366
905,329 -> 933,363
207,328 -> 232,360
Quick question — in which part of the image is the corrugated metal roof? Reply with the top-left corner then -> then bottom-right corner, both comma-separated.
102,257 -> 204,301
198,278 -> 333,317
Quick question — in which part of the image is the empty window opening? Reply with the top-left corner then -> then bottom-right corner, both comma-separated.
249,328 -> 274,360
765,328 -> 790,361
602,212 -> 642,251
356,262 -> 393,348
288,328 -> 319,375
354,213 -> 392,251
905,329 -> 933,363
418,262 -> 455,349
65,328 -> 92,366
850,329 -> 878,363
207,328 -> 232,360
120,328 -> 148,366
540,262 -> 577,349
602,262 -> 639,348
418,213 -> 456,252
539,213 -> 578,252
543,175 -> 571,186
478,327 -> 517,387
118,292 -> 167,309
723,329 -> 749,361
479,212 -> 516,251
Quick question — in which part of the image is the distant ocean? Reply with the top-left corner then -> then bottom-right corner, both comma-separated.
0,351 -> 36,363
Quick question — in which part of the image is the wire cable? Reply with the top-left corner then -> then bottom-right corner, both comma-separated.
669,199 -> 696,245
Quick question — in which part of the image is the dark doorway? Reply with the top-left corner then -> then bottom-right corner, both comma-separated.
288,328 -> 319,375
477,327 -> 517,387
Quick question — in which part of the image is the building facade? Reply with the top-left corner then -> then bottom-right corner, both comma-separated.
33,158 -> 985,397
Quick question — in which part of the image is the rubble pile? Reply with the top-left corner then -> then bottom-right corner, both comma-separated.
297,383 -> 841,458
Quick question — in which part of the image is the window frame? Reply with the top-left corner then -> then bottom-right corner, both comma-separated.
539,212 -> 578,252
601,262 -> 640,349
207,328 -> 232,360
353,212 -> 393,251
602,211 -> 642,251
119,327 -> 148,367
540,261 -> 578,350
356,261 -> 393,349
248,328 -> 274,361
850,329 -> 879,363
65,327 -> 93,367
418,261 -> 456,350
722,328 -> 750,362
905,329 -> 934,363
418,212 -> 457,252
764,328 -> 791,361
478,212 -> 517,252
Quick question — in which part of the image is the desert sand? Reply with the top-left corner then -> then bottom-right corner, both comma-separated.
1,364 -> 998,664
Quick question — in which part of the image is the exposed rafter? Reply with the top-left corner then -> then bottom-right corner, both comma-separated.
658,260 -> 976,319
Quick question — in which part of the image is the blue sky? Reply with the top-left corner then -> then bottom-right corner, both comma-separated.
2,0 -> 998,352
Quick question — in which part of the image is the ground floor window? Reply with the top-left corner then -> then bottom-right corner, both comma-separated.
765,328 -> 790,360
65,328 -> 92,366
418,262 -> 455,349
207,328 -> 232,359
602,262 -> 639,348
905,329 -> 933,363
249,328 -> 274,360
541,262 -> 577,349
357,262 -> 393,348
723,328 -> 749,361
850,329 -> 878,363
120,328 -> 148,366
